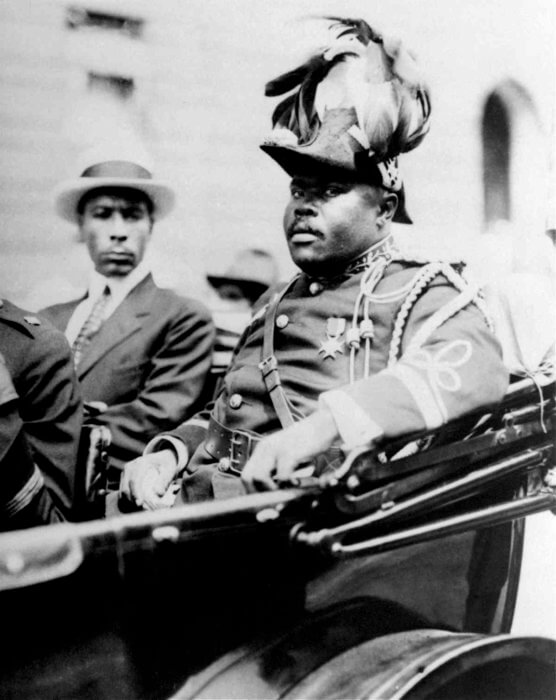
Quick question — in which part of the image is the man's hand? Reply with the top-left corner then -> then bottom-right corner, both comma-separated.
242,408 -> 339,492
120,449 -> 178,510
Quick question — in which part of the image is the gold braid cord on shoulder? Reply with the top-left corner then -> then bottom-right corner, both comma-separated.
387,262 -> 492,367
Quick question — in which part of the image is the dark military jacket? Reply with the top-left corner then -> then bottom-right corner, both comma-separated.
0,299 -> 83,517
165,238 -> 508,502
0,350 -> 65,529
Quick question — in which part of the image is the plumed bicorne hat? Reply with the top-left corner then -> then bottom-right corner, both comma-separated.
260,17 -> 432,224
54,144 -> 175,223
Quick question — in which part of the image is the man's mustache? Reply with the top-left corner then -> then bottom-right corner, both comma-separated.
287,223 -> 321,238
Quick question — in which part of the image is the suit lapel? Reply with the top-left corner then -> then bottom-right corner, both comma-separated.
60,300 -> 83,330
43,296 -> 85,333
77,275 -> 154,379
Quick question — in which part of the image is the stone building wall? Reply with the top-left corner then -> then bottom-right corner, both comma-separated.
0,0 -> 553,308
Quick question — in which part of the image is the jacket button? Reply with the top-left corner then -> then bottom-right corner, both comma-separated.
309,282 -> 323,296
276,314 -> 289,329
229,393 -> 243,409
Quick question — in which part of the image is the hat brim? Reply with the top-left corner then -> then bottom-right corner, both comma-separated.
261,144 -> 412,225
207,275 -> 269,297
53,177 -> 176,223
261,143 -> 355,180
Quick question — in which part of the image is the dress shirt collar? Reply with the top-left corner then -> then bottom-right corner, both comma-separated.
87,261 -> 151,306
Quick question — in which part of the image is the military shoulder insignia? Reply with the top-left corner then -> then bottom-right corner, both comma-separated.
391,246 -> 430,265
23,315 -> 41,326
392,238 -> 464,266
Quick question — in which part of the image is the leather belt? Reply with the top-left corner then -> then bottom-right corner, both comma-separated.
205,416 -> 261,475
204,416 -> 345,479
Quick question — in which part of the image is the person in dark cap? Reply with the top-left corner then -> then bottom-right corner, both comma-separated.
0,300 -> 82,527
41,143 -> 215,485
207,248 -> 280,382
119,17 -> 507,508
207,248 -> 279,309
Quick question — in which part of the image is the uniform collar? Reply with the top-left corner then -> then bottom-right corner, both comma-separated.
305,233 -> 398,286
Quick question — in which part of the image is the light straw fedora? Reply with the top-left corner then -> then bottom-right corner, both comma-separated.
53,143 -> 175,222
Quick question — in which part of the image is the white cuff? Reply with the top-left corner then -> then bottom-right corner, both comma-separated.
144,435 -> 189,473
319,389 -> 384,450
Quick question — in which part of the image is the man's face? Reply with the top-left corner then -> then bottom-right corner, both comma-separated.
283,174 -> 394,277
79,191 -> 153,278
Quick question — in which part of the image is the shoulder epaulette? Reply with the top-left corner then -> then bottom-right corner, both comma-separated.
0,299 -> 42,338
391,238 -> 465,268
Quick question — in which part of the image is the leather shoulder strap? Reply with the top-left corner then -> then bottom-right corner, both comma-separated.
259,276 -> 300,428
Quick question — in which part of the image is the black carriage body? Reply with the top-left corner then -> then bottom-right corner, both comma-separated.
0,378 -> 554,699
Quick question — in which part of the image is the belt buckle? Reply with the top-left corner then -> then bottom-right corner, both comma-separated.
218,430 -> 257,476
218,432 -> 250,476
229,432 -> 250,475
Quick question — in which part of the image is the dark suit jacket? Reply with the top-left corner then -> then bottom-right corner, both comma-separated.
41,274 -> 215,470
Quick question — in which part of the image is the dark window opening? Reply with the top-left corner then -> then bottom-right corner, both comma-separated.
88,73 -> 135,100
66,7 -> 144,39
482,93 -> 511,225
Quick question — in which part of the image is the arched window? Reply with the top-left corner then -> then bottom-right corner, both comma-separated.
482,93 -> 511,224
481,81 -> 547,235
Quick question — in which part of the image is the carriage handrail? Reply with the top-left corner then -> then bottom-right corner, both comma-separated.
0,487 -> 318,591
313,490 -> 555,558
293,445 -> 554,555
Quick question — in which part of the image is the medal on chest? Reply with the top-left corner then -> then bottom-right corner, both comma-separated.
319,317 -> 346,360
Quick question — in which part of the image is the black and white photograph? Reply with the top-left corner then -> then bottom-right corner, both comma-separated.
0,1 -> 554,697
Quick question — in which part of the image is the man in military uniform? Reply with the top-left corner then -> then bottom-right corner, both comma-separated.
119,18 -> 508,508
0,300 -> 82,525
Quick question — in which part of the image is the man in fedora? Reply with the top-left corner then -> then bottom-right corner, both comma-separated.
41,146 -> 215,484
119,19 -> 508,508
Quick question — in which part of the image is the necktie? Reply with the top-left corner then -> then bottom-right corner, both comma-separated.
72,286 -> 111,368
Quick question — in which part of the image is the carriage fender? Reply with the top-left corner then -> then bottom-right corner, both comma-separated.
173,595 -> 555,700
282,630 -> 556,699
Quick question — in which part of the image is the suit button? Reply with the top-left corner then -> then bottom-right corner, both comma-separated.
309,282 -> 323,295
229,393 -> 243,409
276,314 -> 289,329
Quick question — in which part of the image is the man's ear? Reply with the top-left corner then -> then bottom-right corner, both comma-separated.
379,192 -> 398,224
